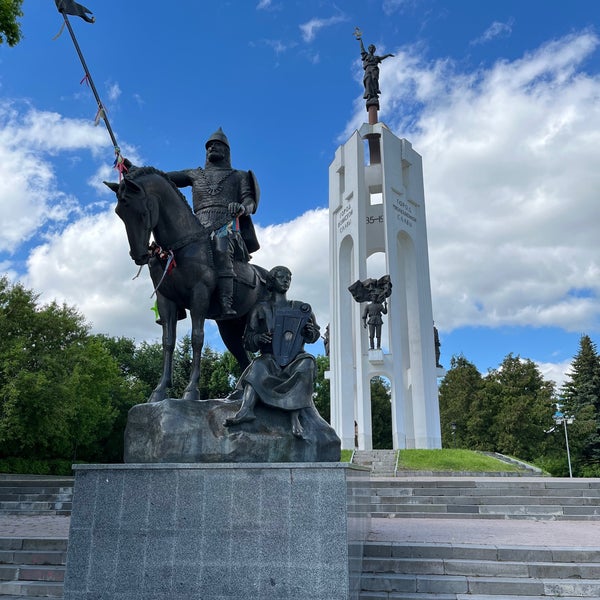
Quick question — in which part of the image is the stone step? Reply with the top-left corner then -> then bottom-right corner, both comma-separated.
364,541 -> 600,562
0,539 -> 68,552
0,580 -> 64,597
361,594 -> 590,600
0,549 -> 67,566
0,564 -> 65,582
0,477 -> 74,518
369,510 -> 600,520
0,539 -> 67,598
363,557 -> 600,579
367,504 -> 600,519
0,501 -> 72,511
361,573 -> 600,596
362,542 -> 600,597
0,597 -> 63,600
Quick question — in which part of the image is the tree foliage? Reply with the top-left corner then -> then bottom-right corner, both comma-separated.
0,0 -> 24,47
483,354 -> 555,460
0,278 -> 131,463
313,355 -> 330,422
439,352 -> 555,462
560,335 -> 600,471
371,377 -> 392,449
438,355 -> 485,449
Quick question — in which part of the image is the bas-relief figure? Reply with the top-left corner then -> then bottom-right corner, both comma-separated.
434,324 -> 442,368
349,275 -> 393,350
362,293 -> 388,350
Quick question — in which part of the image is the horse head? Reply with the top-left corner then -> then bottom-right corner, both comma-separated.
105,173 -> 158,265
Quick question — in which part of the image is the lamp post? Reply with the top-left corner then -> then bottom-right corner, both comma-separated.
553,404 -> 574,478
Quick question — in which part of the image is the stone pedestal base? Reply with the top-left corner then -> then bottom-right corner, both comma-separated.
63,463 -> 370,600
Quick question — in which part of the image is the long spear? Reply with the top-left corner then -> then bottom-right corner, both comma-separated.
54,0 -> 127,178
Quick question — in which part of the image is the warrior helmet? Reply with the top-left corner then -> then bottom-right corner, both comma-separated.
205,127 -> 230,149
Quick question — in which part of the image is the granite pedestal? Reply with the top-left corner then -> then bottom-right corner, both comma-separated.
63,463 -> 370,600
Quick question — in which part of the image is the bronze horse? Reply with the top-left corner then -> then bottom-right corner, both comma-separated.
105,167 -> 269,402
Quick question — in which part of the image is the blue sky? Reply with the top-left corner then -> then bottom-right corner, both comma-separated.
2,0 -> 600,386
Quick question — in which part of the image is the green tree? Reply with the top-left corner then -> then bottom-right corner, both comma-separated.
313,355 -> 330,422
371,377 -> 392,449
561,335 -> 600,471
92,335 -> 151,461
129,340 -> 163,399
438,355 -> 485,448
483,354 -> 555,461
0,0 -> 24,46
0,278 -> 128,462
203,349 -> 241,399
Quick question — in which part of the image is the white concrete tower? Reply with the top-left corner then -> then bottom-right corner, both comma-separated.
328,122 -> 442,450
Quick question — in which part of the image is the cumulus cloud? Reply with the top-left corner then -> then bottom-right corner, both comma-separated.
25,205 -> 330,348
0,102 -> 106,254
535,359 -> 572,388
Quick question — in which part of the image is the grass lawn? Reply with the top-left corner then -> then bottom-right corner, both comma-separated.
397,449 -> 524,472
340,449 -> 354,462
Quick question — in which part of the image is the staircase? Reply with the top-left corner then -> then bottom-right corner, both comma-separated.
3,473 -> 600,599
353,450 -> 398,477
360,541 -> 600,599
368,477 -> 600,520
0,538 -> 66,598
0,476 -> 73,516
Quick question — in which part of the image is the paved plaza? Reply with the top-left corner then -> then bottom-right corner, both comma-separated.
3,514 -> 600,549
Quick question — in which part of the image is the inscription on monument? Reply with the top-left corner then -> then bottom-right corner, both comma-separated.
337,204 -> 354,233
392,196 -> 418,228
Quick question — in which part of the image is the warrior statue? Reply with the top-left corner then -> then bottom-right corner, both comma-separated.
167,128 -> 259,317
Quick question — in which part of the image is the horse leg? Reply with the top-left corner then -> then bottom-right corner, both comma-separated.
217,317 -> 250,371
148,295 -> 177,403
182,313 -> 205,401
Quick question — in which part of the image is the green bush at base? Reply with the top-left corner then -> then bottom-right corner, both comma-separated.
0,457 -> 79,476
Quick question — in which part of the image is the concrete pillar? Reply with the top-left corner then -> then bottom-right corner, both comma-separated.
329,123 -> 441,450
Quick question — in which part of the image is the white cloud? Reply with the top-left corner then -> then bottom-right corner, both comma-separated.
535,359 -> 573,389
472,20 -> 514,45
25,205 -> 330,348
299,15 -> 348,43
382,0 -> 416,15
106,82 -> 121,102
0,102 -> 106,254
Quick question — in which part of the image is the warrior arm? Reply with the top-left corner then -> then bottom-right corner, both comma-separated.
229,170 -> 257,217
166,169 -> 194,188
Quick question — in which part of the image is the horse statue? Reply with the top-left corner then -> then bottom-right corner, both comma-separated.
105,166 -> 270,403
